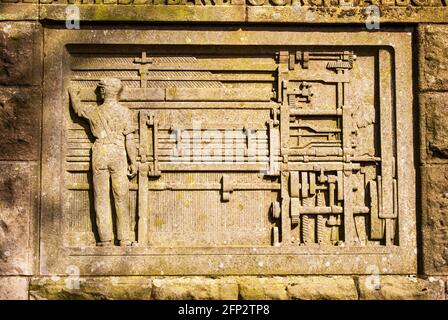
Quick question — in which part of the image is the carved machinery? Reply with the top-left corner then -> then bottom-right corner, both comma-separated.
65,47 -> 398,249
275,50 -> 398,247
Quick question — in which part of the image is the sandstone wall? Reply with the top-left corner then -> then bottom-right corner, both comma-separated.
1,2 -> 448,300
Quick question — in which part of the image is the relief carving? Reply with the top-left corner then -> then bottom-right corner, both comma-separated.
65,48 -> 398,249
37,27 -> 415,276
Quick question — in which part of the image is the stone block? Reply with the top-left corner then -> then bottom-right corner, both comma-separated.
151,277 -> 238,300
445,277 -> 448,299
419,24 -> 448,91
0,277 -> 29,300
420,93 -> 448,163
0,162 -> 38,275
421,165 -> 448,275
29,277 -> 152,300
238,277 -> 288,300
0,87 -> 41,161
0,22 -> 41,86
358,276 -> 445,300
286,276 -> 357,300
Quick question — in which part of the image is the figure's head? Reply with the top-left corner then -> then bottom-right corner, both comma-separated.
98,77 -> 123,100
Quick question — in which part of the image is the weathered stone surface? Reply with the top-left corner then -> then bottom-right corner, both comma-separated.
151,277 -> 238,300
286,276 -> 357,300
0,2 -> 437,301
238,277 -> 288,300
0,3 -> 445,23
421,165 -> 448,275
0,162 -> 38,275
0,22 -> 40,86
247,5 -> 448,24
0,88 -> 41,161
39,3 -> 246,23
0,277 -> 29,300
19,276 -> 448,300
420,93 -> 448,162
445,277 -> 448,299
0,4 -> 38,21
29,277 -> 152,300
419,24 -> 448,91
358,276 -> 445,300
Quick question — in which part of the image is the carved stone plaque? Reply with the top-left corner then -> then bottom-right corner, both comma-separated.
41,27 -> 415,275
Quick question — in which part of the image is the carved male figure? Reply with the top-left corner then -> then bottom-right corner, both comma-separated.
69,78 -> 137,247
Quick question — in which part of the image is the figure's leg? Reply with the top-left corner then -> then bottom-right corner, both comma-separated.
110,149 -> 132,245
93,168 -> 114,245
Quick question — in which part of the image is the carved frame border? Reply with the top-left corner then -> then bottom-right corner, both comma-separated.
40,26 -> 416,275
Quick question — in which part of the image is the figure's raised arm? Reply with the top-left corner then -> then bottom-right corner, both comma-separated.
68,88 -> 86,117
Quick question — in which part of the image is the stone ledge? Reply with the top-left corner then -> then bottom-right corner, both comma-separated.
0,4 -> 38,21
2,3 -> 448,23
39,4 -> 246,22
246,6 -> 448,23
23,276 -> 447,300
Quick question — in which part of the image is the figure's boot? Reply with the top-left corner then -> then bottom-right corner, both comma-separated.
97,240 -> 114,247
119,240 -> 132,247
